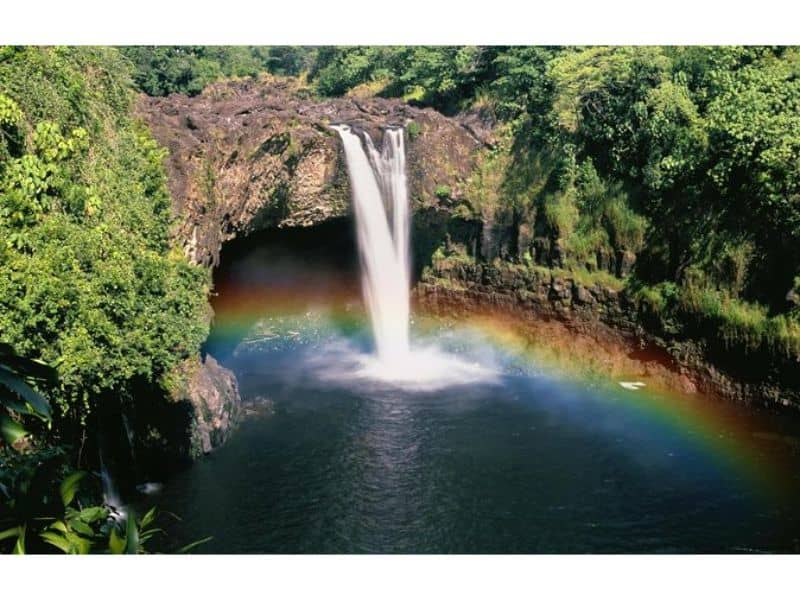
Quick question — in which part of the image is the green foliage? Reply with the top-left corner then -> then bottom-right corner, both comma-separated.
311,46 -> 496,112
0,49 -> 214,555
0,111 -> 92,248
38,482 -> 111,554
463,133 -> 514,218
635,276 -> 800,358
1,454 -> 164,555
0,351 -> 204,555
434,184 -> 452,200
312,47 -> 388,97
0,47 -> 132,136
543,189 -> 579,238
120,46 -> 316,96
640,79 -> 707,193
0,357 -> 104,555
705,49 -> 800,242
406,120 -> 421,140
541,46 -> 799,309
0,416 -> 28,445
456,47 -> 798,320
602,194 -> 647,253
538,264 -> 624,291
0,343 -> 54,422
0,48 -> 209,427
489,47 -> 555,121
0,93 -> 24,161
391,46 -> 492,110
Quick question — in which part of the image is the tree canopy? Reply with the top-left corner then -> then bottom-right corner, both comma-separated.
0,47 -> 209,427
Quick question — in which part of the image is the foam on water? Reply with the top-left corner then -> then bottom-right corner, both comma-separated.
298,337 -> 499,393
332,124 -> 497,389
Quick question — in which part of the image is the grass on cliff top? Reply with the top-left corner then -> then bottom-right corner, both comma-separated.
428,247 -> 626,292
634,280 -> 800,358
548,265 -> 626,292
521,261 -> 626,291
346,77 -> 391,99
427,247 -> 799,359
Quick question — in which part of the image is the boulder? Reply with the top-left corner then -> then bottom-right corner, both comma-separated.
184,354 -> 241,456
573,283 -> 595,305
552,238 -> 567,268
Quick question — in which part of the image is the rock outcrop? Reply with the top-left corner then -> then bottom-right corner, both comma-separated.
137,76 -> 487,458
137,76 -> 486,267
417,258 -> 800,410
183,353 -> 241,456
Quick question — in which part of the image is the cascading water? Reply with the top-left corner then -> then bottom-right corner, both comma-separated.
331,124 -> 496,389
364,127 -> 410,297
98,443 -> 126,521
332,125 -> 410,361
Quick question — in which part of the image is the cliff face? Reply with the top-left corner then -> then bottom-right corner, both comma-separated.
137,76 -> 488,457
137,76 -> 487,267
139,76 -> 798,459
417,258 -> 800,410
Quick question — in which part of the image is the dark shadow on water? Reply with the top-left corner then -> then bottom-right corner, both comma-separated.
205,210 -> 484,359
204,217 -> 361,359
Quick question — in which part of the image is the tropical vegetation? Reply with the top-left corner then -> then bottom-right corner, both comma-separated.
0,47 -> 211,552
2,45 -> 799,552
304,46 -> 800,355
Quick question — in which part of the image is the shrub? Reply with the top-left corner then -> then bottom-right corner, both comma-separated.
543,189 -> 579,238
0,48 -> 209,427
603,195 -> 647,252
434,184 -> 452,200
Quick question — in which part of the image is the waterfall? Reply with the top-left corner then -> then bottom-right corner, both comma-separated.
333,125 -> 410,362
99,443 -> 126,521
329,123 -> 497,390
97,404 -> 133,521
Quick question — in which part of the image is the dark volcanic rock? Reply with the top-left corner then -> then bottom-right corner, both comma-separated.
182,354 -> 241,456
787,287 -> 800,308
417,260 -> 800,411
137,76 -> 484,267
573,283 -> 594,305
137,76 -> 486,458
616,250 -> 637,278
458,106 -> 498,147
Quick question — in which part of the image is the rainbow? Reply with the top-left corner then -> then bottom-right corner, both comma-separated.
208,279 -> 794,502
416,311 -> 793,502
206,277 -> 363,349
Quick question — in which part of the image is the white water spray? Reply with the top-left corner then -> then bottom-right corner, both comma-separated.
332,124 -> 497,389
333,125 -> 410,361
99,446 -> 127,521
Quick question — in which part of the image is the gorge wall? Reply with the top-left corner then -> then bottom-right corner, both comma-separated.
416,258 -> 800,410
137,76 -> 799,461
137,76 -> 489,456
137,76 -> 490,268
